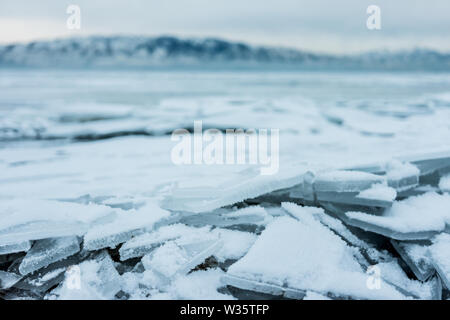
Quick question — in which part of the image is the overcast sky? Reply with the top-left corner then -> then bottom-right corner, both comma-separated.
0,0 -> 449,53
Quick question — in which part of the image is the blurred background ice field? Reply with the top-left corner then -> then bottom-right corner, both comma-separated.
0,69 -> 450,200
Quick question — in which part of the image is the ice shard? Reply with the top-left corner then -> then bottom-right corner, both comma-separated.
0,241 -> 31,255
179,206 -> 271,229
0,270 -> 22,290
344,192 -> 450,240
0,199 -> 115,245
390,239 -> 435,281
429,233 -> 450,289
83,202 -> 171,251
50,251 -> 122,300
142,236 -> 223,279
119,224 -> 210,261
161,166 -> 307,213
224,214 -> 406,299
18,236 -> 80,276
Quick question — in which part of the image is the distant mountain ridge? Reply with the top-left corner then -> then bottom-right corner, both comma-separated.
0,35 -> 449,70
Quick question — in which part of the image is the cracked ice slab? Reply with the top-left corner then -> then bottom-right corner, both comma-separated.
0,270 -> 22,290
49,251 -> 122,300
375,260 -> 441,300
225,212 -> 406,300
390,240 -> 435,281
0,199 -> 115,245
0,240 -> 31,255
18,236 -> 80,276
179,205 -> 272,228
142,236 -> 223,279
429,233 -> 450,289
119,224 -> 211,261
83,202 -> 171,251
314,171 -> 395,208
345,192 -> 450,240
161,165 -> 307,213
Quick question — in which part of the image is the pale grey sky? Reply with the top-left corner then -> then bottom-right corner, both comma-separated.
1,0 -> 449,53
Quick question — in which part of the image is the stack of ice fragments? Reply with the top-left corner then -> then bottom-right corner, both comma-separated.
1,152 -> 450,300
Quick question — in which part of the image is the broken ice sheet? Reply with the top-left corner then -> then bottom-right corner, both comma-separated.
314,170 -> 394,207
384,160 -> 419,192
14,267 -> 66,293
375,260 -> 441,300
429,233 -> 450,289
0,240 -> 31,255
119,224 -> 211,261
390,240 -> 435,281
345,192 -> 450,240
161,165 -> 307,213
0,199 -> 115,245
225,213 -> 406,299
84,202 -> 171,251
142,236 -> 223,280
49,251 -> 122,300
166,269 -> 233,300
0,270 -> 22,289
18,236 -> 80,276
210,229 -> 257,263
179,205 -> 272,229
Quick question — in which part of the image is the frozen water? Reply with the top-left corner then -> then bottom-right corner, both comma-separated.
84,202 -> 171,250
119,224 -> 210,261
0,270 -> 22,289
18,236 -> 80,276
346,192 -> 450,239
376,260 -> 441,299
226,214 -> 406,299
385,160 -> 419,192
0,199 -> 115,245
357,184 -> 397,203
210,229 -> 257,262
49,251 -> 122,300
315,171 -> 385,193
0,241 -> 31,255
429,233 -> 450,289
179,206 -> 271,228
390,240 -> 435,281
142,237 -> 223,279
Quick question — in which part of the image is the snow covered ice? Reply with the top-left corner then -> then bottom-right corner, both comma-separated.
1,69 -> 450,300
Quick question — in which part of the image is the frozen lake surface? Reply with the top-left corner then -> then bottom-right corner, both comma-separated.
0,70 -> 449,299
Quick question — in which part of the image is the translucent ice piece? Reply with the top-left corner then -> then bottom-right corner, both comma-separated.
0,240 -> 31,255
385,160 -> 419,192
161,166 -> 307,213
50,251 -> 122,300
403,150 -> 450,176
315,170 -> 385,193
225,214 -> 406,299
210,229 -> 257,263
119,224 -> 210,261
0,270 -> 22,289
142,237 -> 223,279
18,236 -> 80,276
390,240 -> 435,281
376,260 -> 440,300
0,199 -> 115,245
14,267 -> 66,293
429,233 -> 450,289
84,202 -> 171,250
345,192 -> 450,240
179,206 -> 271,228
